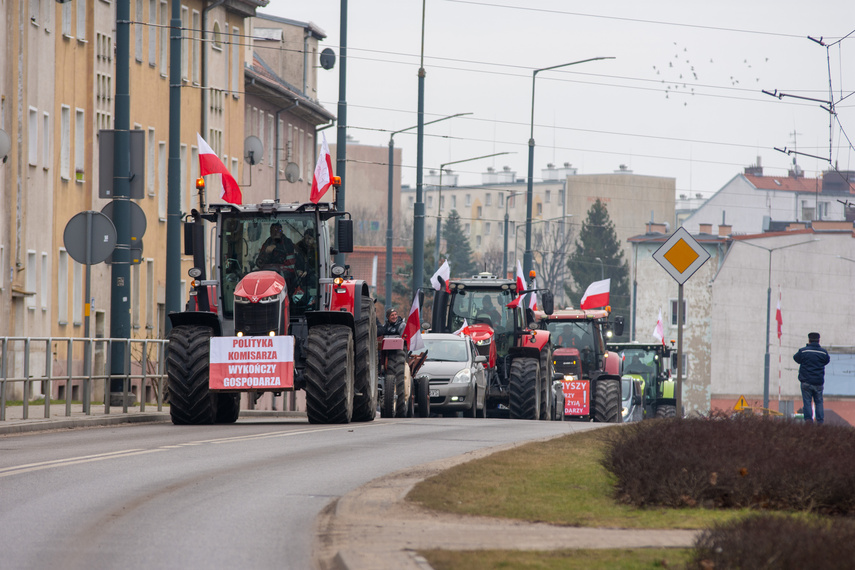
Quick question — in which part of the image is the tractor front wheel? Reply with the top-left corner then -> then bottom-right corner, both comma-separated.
509,358 -> 540,420
167,325 -> 217,425
593,377 -> 622,423
305,325 -> 354,424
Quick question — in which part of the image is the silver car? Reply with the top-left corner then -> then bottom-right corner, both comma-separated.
414,333 -> 488,417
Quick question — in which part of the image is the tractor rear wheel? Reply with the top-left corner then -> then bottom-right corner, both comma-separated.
655,404 -> 677,419
509,357 -> 540,420
305,325 -> 354,424
539,344 -> 553,421
593,377 -> 622,423
384,350 -> 407,418
167,325 -> 217,425
381,370 -> 396,418
352,296 -> 378,422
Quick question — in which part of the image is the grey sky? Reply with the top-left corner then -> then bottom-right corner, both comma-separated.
262,1 -> 854,198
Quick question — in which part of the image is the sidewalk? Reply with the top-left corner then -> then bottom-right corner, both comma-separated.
0,402 -> 172,435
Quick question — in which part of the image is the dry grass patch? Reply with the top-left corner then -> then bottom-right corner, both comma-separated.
422,547 -> 693,570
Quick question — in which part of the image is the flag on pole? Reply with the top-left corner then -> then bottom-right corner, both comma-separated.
197,133 -> 242,205
528,277 -> 538,311
776,296 -> 783,340
310,132 -> 334,204
580,278 -> 610,310
506,260 -> 527,308
402,294 -> 425,352
653,308 -> 664,345
453,318 -> 471,337
430,259 -> 451,291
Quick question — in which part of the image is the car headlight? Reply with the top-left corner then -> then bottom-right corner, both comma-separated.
451,368 -> 472,384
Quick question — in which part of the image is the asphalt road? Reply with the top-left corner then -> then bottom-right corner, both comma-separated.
0,416 -> 598,570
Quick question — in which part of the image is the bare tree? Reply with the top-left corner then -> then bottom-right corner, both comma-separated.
478,247 -> 504,277
348,203 -> 387,247
532,219 -> 575,307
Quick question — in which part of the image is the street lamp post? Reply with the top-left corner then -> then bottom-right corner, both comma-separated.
524,57 -> 614,277
594,256 -> 604,280
434,152 -> 511,269
513,214 -> 572,278
742,238 -> 819,410
385,113 -> 471,308
503,191 -> 525,278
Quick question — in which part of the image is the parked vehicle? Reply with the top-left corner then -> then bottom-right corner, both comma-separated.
621,377 -> 644,422
167,180 -> 378,425
412,333 -> 488,417
610,342 -> 677,419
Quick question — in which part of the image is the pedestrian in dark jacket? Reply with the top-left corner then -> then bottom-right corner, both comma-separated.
379,308 -> 405,337
793,332 -> 830,424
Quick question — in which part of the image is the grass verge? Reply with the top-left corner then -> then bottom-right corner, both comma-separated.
421,548 -> 694,570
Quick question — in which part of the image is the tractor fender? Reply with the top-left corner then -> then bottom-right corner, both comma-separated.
306,310 -> 355,331
167,311 -> 222,336
602,349 -> 621,376
328,279 -> 370,321
523,329 -> 550,352
380,336 -> 405,351
508,344 -> 542,361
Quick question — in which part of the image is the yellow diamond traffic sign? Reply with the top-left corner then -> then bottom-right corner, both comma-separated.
653,227 -> 711,284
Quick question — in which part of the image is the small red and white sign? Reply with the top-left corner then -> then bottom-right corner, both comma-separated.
209,336 -> 294,390
562,379 -> 590,416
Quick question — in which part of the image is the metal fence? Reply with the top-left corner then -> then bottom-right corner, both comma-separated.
0,337 -> 168,421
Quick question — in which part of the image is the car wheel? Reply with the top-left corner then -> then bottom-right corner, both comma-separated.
468,386 -> 478,418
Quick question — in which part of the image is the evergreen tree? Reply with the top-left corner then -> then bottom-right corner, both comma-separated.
442,210 -> 479,278
566,199 -> 630,339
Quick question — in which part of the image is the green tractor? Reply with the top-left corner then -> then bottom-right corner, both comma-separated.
609,342 -> 676,420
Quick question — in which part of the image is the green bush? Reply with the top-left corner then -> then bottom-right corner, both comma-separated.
601,413 -> 855,515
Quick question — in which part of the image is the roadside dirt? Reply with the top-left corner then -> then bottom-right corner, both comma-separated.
312,440 -> 700,570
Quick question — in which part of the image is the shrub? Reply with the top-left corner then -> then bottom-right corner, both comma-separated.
689,514 -> 855,569
600,413 -> 855,515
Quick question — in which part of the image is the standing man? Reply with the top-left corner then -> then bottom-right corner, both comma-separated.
793,332 -> 830,424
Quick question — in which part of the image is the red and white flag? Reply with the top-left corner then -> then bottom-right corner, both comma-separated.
653,308 -> 664,345
528,277 -> 538,311
506,260 -> 527,308
197,133 -> 242,205
580,278 -> 610,310
776,296 -> 783,340
402,294 -> 425,352
453,318 -> 470,337
310,132 -> 334,204
430,259 -> 451,291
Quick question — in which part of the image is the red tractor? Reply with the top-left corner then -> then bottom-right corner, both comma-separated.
166,195 -> 378,425
536,308 -> 624,423
430,273 -> 560,420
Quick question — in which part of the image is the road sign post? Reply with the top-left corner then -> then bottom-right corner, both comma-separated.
652,227 -> 710,418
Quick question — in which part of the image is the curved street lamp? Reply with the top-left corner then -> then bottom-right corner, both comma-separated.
523,57 -> 614,277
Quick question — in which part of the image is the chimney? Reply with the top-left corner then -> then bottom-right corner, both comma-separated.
699,223 -> 713,234
718,224 -> 731,237
646,222 -> 667,234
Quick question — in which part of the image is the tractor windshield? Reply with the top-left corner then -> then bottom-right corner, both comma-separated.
544,320 -> 603,373
447,287 -> 518,356
219,213 -> 319,318
618,347 -> 659,386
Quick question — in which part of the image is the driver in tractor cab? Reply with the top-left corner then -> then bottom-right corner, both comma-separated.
256,222 -> 299,294
476,296 -> 501,328
624,353 -> 653,382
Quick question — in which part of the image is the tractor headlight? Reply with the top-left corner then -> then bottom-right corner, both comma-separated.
475,337 -> 491,346
451,369 -> 472,384
234,296 -> 251,304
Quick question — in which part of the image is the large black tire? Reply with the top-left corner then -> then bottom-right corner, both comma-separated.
467,386 -> 478,418
384,350 -> 407,418
352,296 -> 378,422
305,325 -> 354,424
381,369 -> 396,418
508,358 -> 540,420
655,404 -> 677,419
167,325 -> 217,425
216,393 -> 241,424
417,376 -> 430,418
539,344 -> 554,421
593,377 -> 622,423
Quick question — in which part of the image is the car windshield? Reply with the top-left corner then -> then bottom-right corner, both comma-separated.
413,339 -> 468,362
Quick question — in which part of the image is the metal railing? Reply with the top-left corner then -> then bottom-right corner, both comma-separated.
0,337 -> 168,421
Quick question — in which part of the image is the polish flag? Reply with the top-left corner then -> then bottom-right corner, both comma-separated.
506,260 -> 527,308
776,297 -> 783,340
653,308 -> 664,345
402,294 -> 425,352
528,277 -> 538,311
197,133 -> 242,205
430,259 -> 451,291
453,318 -> 471,337
580,278 -> 610,310
310,132 -> 334,204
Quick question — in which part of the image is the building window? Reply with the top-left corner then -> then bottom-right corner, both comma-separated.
498,193 -> 504,208
58,250 -> 69,324
545,190 -> 551,203
476,235 -> 482,247
485,222 -> 491,235
231,26 -> 240,96
452,195 -> 457,209
41,252 -> 48,310
212,21 -> 223,49
60,106 -> 70,180
26,251 -> 37,309
158,141 -> 166,219
485,193 -> 492,206
147,128 -> 155,196
75,109 -> 85,181
670,352 -> 689,375
464,223 -> 470,235
146,259 -> 155,329
135,0 -> 143,60
191,10 -> 200,84
465,194 -> 471,207
670,299 -> 686,326
267,114 -> 274,167
76,0 -> 86,40
159,1 -> 168,74
148,0 -> 157,65
408,197 -> 414,209
427,196 -> 433,208
537,203 -> 543,216
510,221 -> 516,236
498,223 -> 504,237
439,196 -> 444,211
476,206 -> 482,219
28,107 -> 38,166
42,112 -> 50,169
61,3 -> 71,36
181,6 -> 189,80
